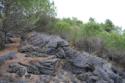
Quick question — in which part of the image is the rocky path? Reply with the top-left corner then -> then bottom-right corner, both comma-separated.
0,38 -> 56,83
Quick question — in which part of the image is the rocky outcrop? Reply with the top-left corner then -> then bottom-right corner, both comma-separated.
18,32 -> 69,57
1,32 -> 125,83
62,47 -> 124,83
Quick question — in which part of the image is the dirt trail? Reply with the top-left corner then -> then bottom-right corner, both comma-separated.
0,38 -> 20,56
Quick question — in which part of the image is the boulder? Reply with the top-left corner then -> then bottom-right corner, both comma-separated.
8,63 -> 27,77
26,58 -> 59,75
19,32 -> 69,57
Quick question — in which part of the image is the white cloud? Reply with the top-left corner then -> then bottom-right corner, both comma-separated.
54,0 -> 125,29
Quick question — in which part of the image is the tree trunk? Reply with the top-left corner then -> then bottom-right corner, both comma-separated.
0,31 -> 5,50
0,0 -> 12,49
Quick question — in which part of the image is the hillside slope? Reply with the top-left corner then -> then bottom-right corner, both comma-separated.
0,32 -> 125,83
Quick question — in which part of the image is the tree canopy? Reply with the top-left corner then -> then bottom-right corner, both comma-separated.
0,0 -> 125,53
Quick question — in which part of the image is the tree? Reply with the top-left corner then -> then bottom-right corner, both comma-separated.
0,0 -> 5,49
0,0 -> 56,49
80,21 -> 102,37
89,17 -> 95,23
104,19 -> 114,32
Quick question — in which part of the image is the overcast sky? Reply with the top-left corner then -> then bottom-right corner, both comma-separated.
54,0 -> 125,29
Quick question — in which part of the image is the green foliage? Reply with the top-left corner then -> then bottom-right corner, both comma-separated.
15,0 -> 56,29
102,32 -> 125,50
53,17 -> 125,52
103,19 -> 114,32
54,20 -> 71,32
0,0 -> 56,49
0,0 -> 56,32
16,0 -> 56,16
80,22 -> 102,37
0,0 -> 124,53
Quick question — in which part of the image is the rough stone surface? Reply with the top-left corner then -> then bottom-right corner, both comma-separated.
0,52 -> 16,65
8,63 -> 27,77
1,32 -> 125,83
18,32 -> 69,57
26,58 -> 59,75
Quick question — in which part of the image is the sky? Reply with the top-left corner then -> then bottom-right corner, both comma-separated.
54,0 -> 125,29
